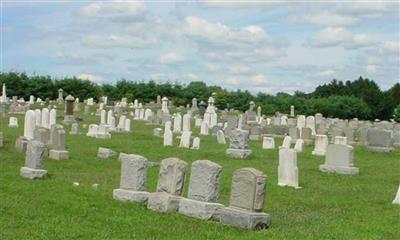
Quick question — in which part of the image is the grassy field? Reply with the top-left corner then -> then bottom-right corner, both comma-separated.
0,107 -> 399,239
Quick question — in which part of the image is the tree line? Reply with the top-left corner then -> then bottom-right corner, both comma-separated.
1,72 -> 399,121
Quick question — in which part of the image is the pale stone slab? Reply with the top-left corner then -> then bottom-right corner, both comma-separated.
188,160 -> 222,202
278,148 -> 300,188
20,167 -> 47,179
218,207 -> 271,230
49,150 -> 69,160
179,198 -> 223,220
393,185 -> 400,205
112,189 -> 149,203
147,192 -> 182,212
156,158 -> 187,195
312,135 -> 328,156
262,137 -> 275,149
97,147 -> 117,159
319,144 -> 359,175
225,149 -> 252,159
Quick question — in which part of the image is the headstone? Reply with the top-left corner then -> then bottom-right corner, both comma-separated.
218,168 -> 270,229
179,131 -> 191,148
41,108 -> 49,129
200,121 -> 209,135
8,117 -> 18,128
49,128 -> 69,160
290,105 -> 294,117
312,135 -> 328,156
124,118 -> 131,132
280,136 -> 292,149
86,124 -> 98,138
319,144 -> 359,175
63,95 -> 76,123
113,154 -> 150,203
173,113 -> 182,133
216,130 -> 226,144
191,137 -> 200,150
294,139 -> 304,152
49,109 -> 56,128
278,148 -> 300,188
20,140 -> 47,179
301,127 -> 312,144
69,123 -> 80,135
182,113 -> 191,132
147,158 -> 188,212
163,129 -> 173,147
226,129 -> 252,158
393,185 -> 400,205
35,109 -> 41,127
153,128 -> 163,137
262,137 -> 275,149
178,160 -> 223,219
334,136 -> 347,145
97,147 -> 117,159
288,127 -> 299,144
366,128 -> 394,152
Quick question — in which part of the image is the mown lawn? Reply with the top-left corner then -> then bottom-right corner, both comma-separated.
0,107 -> 399,239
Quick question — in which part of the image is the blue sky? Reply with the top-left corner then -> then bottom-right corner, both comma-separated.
1,0 -> 399,94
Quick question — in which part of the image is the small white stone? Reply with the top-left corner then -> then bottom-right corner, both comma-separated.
73,182 -> 80,186
92,183 -> 99,190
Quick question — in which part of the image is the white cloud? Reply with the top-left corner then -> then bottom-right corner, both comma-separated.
366,64 -> 377,73
81,34 -> 156,48
205,63 -> 221,72
77,73 -> 103,83
182,73 -> 198,81
228,65 -> 251,74
223,74 -> 269,86
304,12 -> 358,26
317,69 -> 335,77
309,27 -> 375,49
251,74 -> 269,86
78,0 -> 146,20
159,52 -> 185,64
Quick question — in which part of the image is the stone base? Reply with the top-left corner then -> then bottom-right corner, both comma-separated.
249,135 -> 261,141
20,167 -> 47,179
113,189 -> 149,203
226,149 -> 252,159
15,136 -> 28,153
63,115 -> 76,124
218,207 -> 271,230
49,150 -> 69,160
366,146 -> 394,152
178,198 -> 224,220
147,192 -> 182,213
319,164 -> 359,175
311,150 -> 326,156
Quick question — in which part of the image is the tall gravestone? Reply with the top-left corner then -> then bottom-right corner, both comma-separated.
218,168 -> 271,229
147,158 -> 188,212
312,135 -> 328,156
278,148 -> 300,188
366,128 -> 394,152
113,154 -> 149,203
49,128 -> 69,160
178,160 -> 223,220
226,129 -> 252,158
63,95 -> 76,124
20,140 -> 47,179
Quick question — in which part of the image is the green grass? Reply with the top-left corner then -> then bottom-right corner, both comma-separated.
0,108 -> 399,239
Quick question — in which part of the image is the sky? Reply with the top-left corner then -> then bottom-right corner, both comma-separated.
1,0 -> 399,94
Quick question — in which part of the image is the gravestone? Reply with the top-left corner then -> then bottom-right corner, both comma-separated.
218,168 -> 271,229
334,136 -> 347,145
280,136 -> 292,149
366,128 -> 394,152
153,128 -> 163,137
49,128 -> 69,160
8,117 -> 18,128
147,158 -> 188,212
200,121 -> 209,135
216,130 -> 226,144
178,160 -> 223,219
288,127 -> 299,144
179,131 -> 191,148
20,140 -> 47,179
191,137 -> 200,150
393,185 -> 400,205
301,127 -> 312,144
69,123 -> 80,135
319,144 -> 359,175
113,154 -> 150,203
63,95 -> 76,124
294,139 -> 304,152
312,135 -> 328,156
97,147 -> 117,159
226,129 -> 252,158
173,113 -> 182,133
16,110 -> 36,153
163,129 -> 173,147
278,148 -> 300,188
262,137 -> 275,149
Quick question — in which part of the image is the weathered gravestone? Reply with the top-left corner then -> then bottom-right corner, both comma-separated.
179,131 -> 191,148
20,140 -> 47,179
97,147 -> 117,159
294,139 -> 304,152
226,129 -> 252,159
216,130 -> 226,144
69,123 -> 80,135
312,135 -> 328,156
16,110 -> 36,153
278,148 -> 300,188
319,144 -> 359,175
178,160 -> 223,220
366,128 -> 394,152
147,158 -> 187,212
191,137 -> 200,150
262,137 -> 275,149
113,154 -> 149,203
393,185 -> 400,205
49,128 -> 69,160
218,168 -> 271,229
